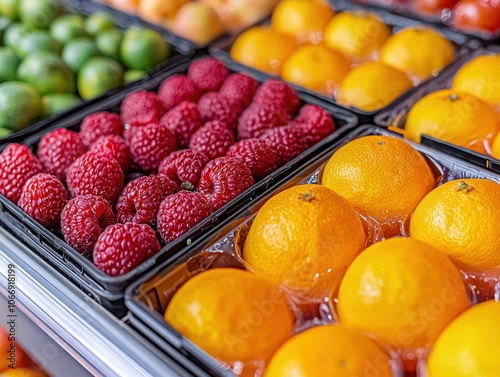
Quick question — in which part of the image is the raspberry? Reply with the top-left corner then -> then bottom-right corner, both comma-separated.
189,121 -> 235,161
198,157 -> 254,210
159,101 -> 203,148
66,152 -> 124,205
60,195 -> 115,254
18,173 -> 68,229
226,139 -> 277,179
79,112 -> 123,147
260,126 -> 309,167
93,223 -> 160,276
120,91 -> 166,126
292,104 -> 335,146
158,149 -> 209,189
157,74 -> 200,111
90,135 -> 132,173
254,79 -> 301,114
116,175 -> 177,225
187,57 -> 230,93
37,128 -> 87,181
129,123 -> 177,173
157,191 -> 212,243
197,92 -> 242,131
220,73 -> 258,107
237,103 -> 289,139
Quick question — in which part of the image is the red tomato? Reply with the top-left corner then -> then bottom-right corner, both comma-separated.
452,0 -> 500,33
414,0 -> 459,13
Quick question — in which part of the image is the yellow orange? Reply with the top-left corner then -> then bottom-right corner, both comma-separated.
243,184 -> 365,301
171,3 -> 225,45
492,131 -> 500,158
0,370 -> 47,377
108,0 -> 138,12
137,0 -> 188,22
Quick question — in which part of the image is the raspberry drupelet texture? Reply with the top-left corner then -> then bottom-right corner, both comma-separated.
90,135 -> 132,174
120,91 -> 166,126
79,112 -> 124,147
260,126 -> 310,167
237,103 -> 289,139
220,73 -> 258,108
292,104 -> 335,146
253,79 -> 301,114
158,149 -> 209,189
226,139 -> 277,179
189,120 -> 235,161
157,74 -> 201,111
159,101 -> 203,148
197,92 -> 242,131
187,57 -> 230,93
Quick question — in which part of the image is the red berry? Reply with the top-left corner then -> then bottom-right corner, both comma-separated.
93,223 -> 160,276
116,175 -> 177,226
292,104 -> 335,146
37,128 -> 87,181
157,191 -> 212,243
198,156 -> 254,210
90,135 -> 132,173
226,139 -> 277,179
260,126 -> 309,167
80,112 -> 123,147
158,149 -> 209,189
254,79 -> 301,114
157,74 -> 200,111
198,92 -> 242,131
0,144 -> 43,204
129,123 -> 177,173
18,173 -> 68,229
66,152 -> 124,205
187,57 -> 230,93
189,120 -> 235,161
61,195 -> 115,254
220,73 -> 258,107
159,101 -> 203,148
121,91 -> 166,126
237,103 -> 289,139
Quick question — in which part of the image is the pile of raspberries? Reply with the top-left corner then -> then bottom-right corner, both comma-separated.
0,57 -> 335,277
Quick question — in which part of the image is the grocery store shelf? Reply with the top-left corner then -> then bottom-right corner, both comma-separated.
0,227 -> 190,377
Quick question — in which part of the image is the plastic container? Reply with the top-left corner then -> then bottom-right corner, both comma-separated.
0,57 -> 358,317
125,125 -> 500,377
375,45 -> 500,175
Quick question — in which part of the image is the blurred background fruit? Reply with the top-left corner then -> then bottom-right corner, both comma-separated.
452,0 -> 500,33
0,82 -> 41,130
0,46 -> 19,82
62,38 -> 101,73
171,3 -> 224,46
77,57 -> 124,99
41,93 -> 81,118
120,26 -> 169,70
50,14 -> 87,45
15,30 -> 62,57
96,29 -> 123,60
18,0 -> 61,28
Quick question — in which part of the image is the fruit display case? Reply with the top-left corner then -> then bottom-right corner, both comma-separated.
0,0 -> 193,148
125,125 -> 500,377
375,45 -> 500,174
0,56 -> 358,318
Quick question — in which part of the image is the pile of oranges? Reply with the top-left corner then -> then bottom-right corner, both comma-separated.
229,0 -> 456,111
164,134 -> 500,377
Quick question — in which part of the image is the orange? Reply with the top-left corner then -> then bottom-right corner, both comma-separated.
271,0 -> 334,44
337,237 -> 470,371
321,135 -> 435,237
380,27 -> 454,82
243,184 -> 365,301
405,89 -> 499,153
452,54 -> 500,109
0,370 -> 47,377
427,300 -> 500,377
264,325 -> 394,377
324,11 -> 391,61
410,178 -> 500,274
108,0 -> 138,13
164,268 -> 294,364
492,131 -> 500,158
337,61 -> 413,111
230,27 -> 296,76
281,44 -> 350,95
137,0 -> 188,22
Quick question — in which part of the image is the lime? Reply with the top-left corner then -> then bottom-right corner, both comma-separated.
0,46 -> 19,82
3,22 -> 33,47
0,127 -> 12,138
120,27 -> 169,70
0,0 -> 18,21
77,57 -> 124,99
84,12 -> 115,36
124,69 -> 146,83
50,14 -> 87,45
62,38 -> 101,72
41,92 -> 81,118
0,81 -> 42,130
17,51 -> 75,95
18,0 -> 61,28
96,29 -> 122,60
0,16 -> 12,45
15,30 -> 62,57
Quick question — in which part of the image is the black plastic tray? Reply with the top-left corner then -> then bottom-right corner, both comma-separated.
0,57 -> 358,317
375,45 -> 500,174
0,0 -> 194,149
125,125 -> 500,377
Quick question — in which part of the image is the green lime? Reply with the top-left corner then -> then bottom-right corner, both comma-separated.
17,51 -> 75,95
18,0 -> 61,28
0,0 -> 18,21
0,81 -> 42,130
0,46 -> 19,82
0,16 -> 12,45
15,30 -> 62,57
84,12 -> 115,36
41,92 -> 81,118
0,127 -> 12,138
3,22 -> 33,47
50,14 -> 87,45
120,27 -> 169,70
77,56 -> 124,99
62,37 -> 101,72
96,29 -> 122,60
124,69 -> 146,83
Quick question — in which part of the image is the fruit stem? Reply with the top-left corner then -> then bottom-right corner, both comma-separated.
454,181 -> 473,193
181,182 -> 195,191
448,93 -> 459,101
298,191 -> 315,202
